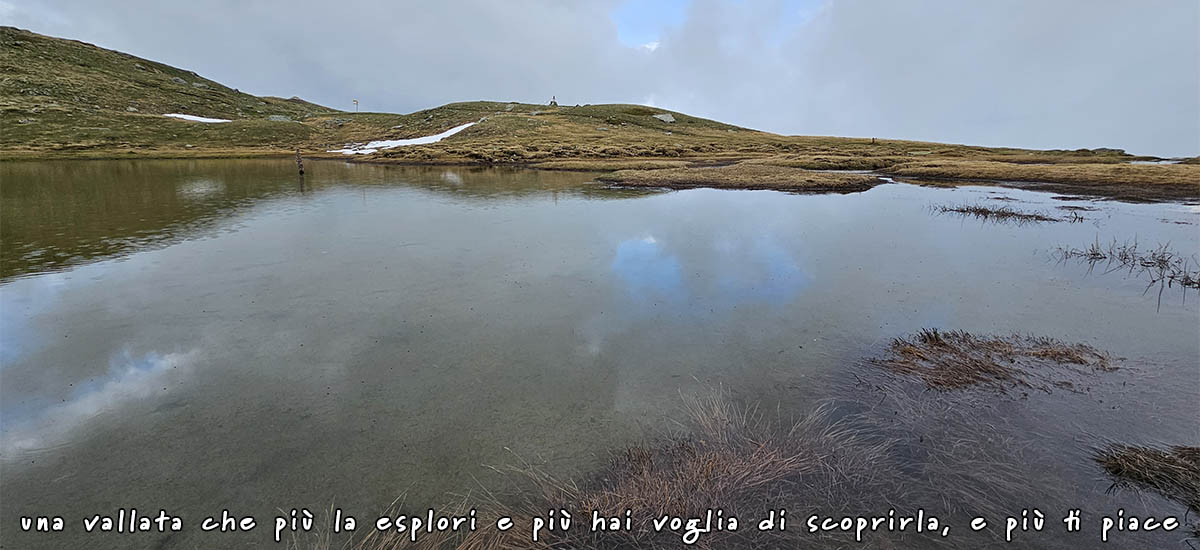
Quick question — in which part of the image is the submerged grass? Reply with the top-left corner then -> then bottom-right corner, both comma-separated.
870,328 -> 1115,391
316,386 -> 1055,550
340,392 -> 898,549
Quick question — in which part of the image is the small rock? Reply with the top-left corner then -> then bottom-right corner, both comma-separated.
133,63 -> 147,71
267,115 -> 292,122
391,124 -> 404,129
653,113 -> 675,123
171,76 -> 187,85
17,118 -> 32,124
505,104 -> 514,112
126,106 -> 139,112
191,82 -> 208,89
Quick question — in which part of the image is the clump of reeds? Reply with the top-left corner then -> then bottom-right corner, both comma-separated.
1095,444 -> 1200,536
1055,239 -> 1200,309
869,328 -> 1114,391
931,203 -> 1079,224
1094,444 -> 1200,512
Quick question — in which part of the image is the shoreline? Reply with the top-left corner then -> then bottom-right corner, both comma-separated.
4,150 -> 1198,203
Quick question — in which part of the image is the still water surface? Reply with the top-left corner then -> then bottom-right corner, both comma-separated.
1,159 -> 1197,548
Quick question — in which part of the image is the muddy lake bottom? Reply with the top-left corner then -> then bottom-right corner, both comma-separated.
1,159 -> 1197,549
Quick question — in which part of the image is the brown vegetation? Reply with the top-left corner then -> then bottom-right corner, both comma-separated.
869,329 -> 1115,391
1095,444 -> 1200,516
317,386 -> 1052,550
886,161 -> 1200,201
596,163 -> 881,192
932,203 -> 1078,224
343,393 -> 897,550
887,160 -> 1200,186
1055,240 -> 1200,309
529,158 -> 692,171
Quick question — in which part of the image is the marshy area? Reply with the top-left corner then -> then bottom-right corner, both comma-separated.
1,160 -> 1197,549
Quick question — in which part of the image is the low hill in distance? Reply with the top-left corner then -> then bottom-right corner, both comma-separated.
2,26 -> 1197,201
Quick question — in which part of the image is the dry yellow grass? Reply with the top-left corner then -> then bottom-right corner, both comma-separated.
887,159 -> 1200,186
1094,443 -> 1200,536
743,154 -> 910,170
529,158 -> 692,171
597,163 -> 881,192
1095,444 -> 1200,512
870,328 -> 1115,391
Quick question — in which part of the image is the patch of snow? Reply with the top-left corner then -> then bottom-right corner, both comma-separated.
328,121 -> 477,155
164,113 -> 231,123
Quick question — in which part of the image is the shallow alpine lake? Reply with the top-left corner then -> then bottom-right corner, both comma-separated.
1,159 -> 1197,549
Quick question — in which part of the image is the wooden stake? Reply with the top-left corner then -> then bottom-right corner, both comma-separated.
296,149 -> 304,175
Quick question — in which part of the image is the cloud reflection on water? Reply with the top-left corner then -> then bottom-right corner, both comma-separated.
610,233 -> 809,311
0,347 -> 200,455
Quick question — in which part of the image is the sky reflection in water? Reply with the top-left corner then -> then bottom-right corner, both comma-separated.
0,160 -> 1196,549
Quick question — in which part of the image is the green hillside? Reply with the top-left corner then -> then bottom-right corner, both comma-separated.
1,26 -> 377,157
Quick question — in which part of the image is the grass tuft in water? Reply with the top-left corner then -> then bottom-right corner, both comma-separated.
872,329 -> 1115,391
931,203 -> 1079,224
1094,444 -> 1200,536
1055,239 -> 1200,310
1095,444 -> 1200,511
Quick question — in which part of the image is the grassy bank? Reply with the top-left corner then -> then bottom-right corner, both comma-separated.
885,160 -> 1200,202
596,163 -> 880,192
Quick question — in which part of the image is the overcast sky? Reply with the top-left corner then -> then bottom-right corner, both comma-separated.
3,0 -> 1197,156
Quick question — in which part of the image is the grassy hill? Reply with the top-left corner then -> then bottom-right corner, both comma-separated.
3,26 -> 1197,201
1,26 -> 401,157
